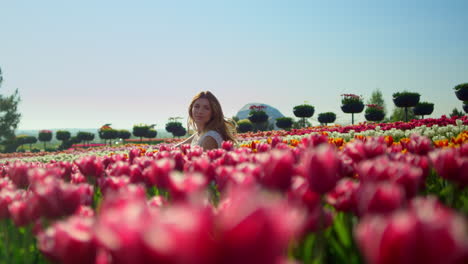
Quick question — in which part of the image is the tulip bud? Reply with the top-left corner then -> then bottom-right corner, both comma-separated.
299,145 -> 343,194
38,216 -> 97,264
357,182 -> 406,216
356,196 -> 468,264
7,161 -> 30,188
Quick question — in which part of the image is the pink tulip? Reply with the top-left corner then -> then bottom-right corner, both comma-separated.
184,157 -> 216,182
6,161 -> 30,188
142,158 -> 175,189
30,172 -> 85,219
342,137 -> 387,164
94,187 -> 152,264
38,216 -> 97,264
401,134 -> 433,155
299,144 -> 343,194
106,161 -> 131,177
167,172 -> 208,202
216,186 -> 306,264
326,178 -> 360,213
99,176 -> 131,194
356,197 -> 468,264
430,148 -> 468,187
222,140 -> 234,151
142,205 -> 217,264
256,150 -> 295,192
357,182 -> 406,216
129,148 -> 142,163
300,133 -> 329,148
147,195 -> 167,208
75,156 -> 104,183
358,157 -> 424,198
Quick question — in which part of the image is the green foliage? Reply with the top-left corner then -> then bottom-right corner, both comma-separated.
450,108 -> 465,117
166,121 -> 186,138
38,130 -> 52,142
293,104 -> 315,118
172,126 -> 187,138
392,91 -> 420,98
390,107 -> 417,122
0,68 -> 21,142
454,83 -> 468,90
317,112 -> 336,125
366,89 -> 386,115
133,124 -> 151,140
166,121 -> 182,134
100,129 -> 118,141
341,94 -> 363,105
365,105 -> 384,114
56,130 -> 71,141
237,119 -> 253,133
146,128 -> 158,139
77,131 -> 95,143
118,129 -> 131,139
275,117 -> 293,130
248,110 -> 269,124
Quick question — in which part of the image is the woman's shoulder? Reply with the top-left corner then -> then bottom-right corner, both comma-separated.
201,130 -> 223,146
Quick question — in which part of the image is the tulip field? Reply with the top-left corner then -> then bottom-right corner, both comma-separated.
1,115 -> 468,264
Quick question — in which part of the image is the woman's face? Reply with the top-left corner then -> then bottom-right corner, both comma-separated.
192,98 -> 212,127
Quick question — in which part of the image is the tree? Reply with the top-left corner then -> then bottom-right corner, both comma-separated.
145,128 -> 158,139
366,89 -> 387,116
133,124 -> 152,142
390,107 -> 417,122
317,112 -> 336,125
173,126 -> 187,138
56,130 -> 71,142
24,136 -> 37,150
450,108 -> 465,118
77,132 -> 95,146
237,119 -> 253,133
118,129 -> 131,140
38,130 -> 53,150
0,67 -> 21,144
275,117 -> 293,130
293,104 -> 315,128
248,105 -> 269,131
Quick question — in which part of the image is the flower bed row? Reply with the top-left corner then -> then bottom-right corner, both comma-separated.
1,123 -> 468,263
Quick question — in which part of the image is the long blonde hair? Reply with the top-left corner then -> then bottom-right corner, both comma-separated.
188,91 -> 237,142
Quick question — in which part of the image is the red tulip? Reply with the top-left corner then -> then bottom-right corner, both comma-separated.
401,134 -> 433,155
299,144 -> 343,194
6,161 -> 30,188
142,205 -> 217,264
75,156 -> 104,183
167,172 -> 208,202
357,182 -> 406,216
326,178 -> 360,213
356,197 -> 468,264
142,158 -> 175,189
215,186 -> 306,264
430,148 -> 468,187
106,161 -> 131,177
358,157 -> 424,198
38,216 -> 97,264
256,150 -> 295,192
94,187 -> 152,264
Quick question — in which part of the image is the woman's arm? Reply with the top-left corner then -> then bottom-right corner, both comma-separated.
174,134 -> 195,148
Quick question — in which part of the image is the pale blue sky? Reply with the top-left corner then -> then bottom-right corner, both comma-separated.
1,0 -> 467,130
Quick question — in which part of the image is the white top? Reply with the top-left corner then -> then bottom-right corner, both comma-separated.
191,130 -> 224,148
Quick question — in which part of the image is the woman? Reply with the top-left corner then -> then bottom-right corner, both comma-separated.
175,91 -> 236,150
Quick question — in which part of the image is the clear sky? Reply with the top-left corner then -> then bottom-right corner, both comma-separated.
1,0 -> 467,130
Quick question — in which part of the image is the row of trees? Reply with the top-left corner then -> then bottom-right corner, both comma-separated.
236,88 -> 465,133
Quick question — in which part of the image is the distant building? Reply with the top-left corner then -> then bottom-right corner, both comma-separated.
235,103 -> 285,130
